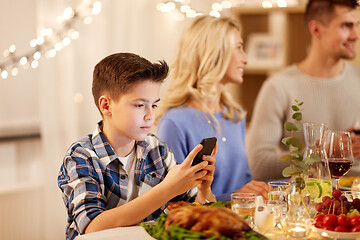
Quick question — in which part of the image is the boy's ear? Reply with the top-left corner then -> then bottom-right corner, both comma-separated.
99,96 -> 112,116
308,20 -> 321,38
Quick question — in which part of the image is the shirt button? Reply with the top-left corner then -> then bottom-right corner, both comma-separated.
120,175 -> 126,180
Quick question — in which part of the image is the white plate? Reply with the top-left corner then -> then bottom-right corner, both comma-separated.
314,227 -> 360,239
340,186 -> 352,191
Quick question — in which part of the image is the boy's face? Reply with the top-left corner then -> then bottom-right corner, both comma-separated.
106,80 -> 160,142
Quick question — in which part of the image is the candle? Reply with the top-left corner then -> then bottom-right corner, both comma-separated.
289,226 -> 306,238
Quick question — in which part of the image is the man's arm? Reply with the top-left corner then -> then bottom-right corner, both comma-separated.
246,79 -> 289,181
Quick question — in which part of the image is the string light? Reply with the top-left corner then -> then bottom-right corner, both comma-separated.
157,0 -> 301,20
0,0 -> 102,80
156,0 -> 233,20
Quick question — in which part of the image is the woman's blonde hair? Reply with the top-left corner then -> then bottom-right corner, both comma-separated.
156,15 -> 246,125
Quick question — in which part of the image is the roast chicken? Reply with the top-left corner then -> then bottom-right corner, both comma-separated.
165,205 -> 251,239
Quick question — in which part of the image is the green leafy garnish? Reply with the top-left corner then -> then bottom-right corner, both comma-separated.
141,213 -> 268,240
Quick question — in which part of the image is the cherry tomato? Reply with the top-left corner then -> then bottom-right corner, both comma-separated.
315,203 -> 324,212
323,199 -> 332,208
332,189 -> 342,199
351,225 -> 360,232
314,214 -> 325,222
350,215 -> 360,227
315,221 -> 324,229
337,215 -> 350,228
321,208 -> 330,215
323,214 -> 338,227
322,196 -> 331,203
332,199 -> 341,209
336,207 -> 348,215
323,225 -> 334,231
334,226 -> 348,232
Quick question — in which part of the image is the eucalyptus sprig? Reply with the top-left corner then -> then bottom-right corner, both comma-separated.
281,100 -> 307,178
281,100 -> 321,189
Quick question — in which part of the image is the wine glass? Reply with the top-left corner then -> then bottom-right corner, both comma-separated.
325,131 -> 354,189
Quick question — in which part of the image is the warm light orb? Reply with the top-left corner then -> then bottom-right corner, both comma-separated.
262,0 -> 273,8
9,45 -> 16,53
48,49 -> 57,58
221,1 -> 232,8
11,67 -> 18,76
30,39 -> 38,48
55,42 -> 63,51
31,60 -> 39,69
33,51 -> 41,60
277,0 -> 287,7
37,36 -> 45,45
20,57 -> 28,65
180,5 -> 190,13
62,37 -> 71,46
63,7 -> 75,19
83,16 -> 93,24
212,3 -> 222,11
210,10 -> 220,18
186,9 -> 197,18
1,70 -> 8,79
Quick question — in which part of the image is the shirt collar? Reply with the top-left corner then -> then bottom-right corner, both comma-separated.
92,121 -> 150,166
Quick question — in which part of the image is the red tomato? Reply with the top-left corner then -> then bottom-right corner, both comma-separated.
350,216 -> 360,227
323,214 -> 338,227
351,225 -> 360,232
322,196 -> 331,202
314,214 -> 325,222
315,221 -> 324,229
337,215 -> 350,228
323,225 -> 334,231
334,226 -> 348,232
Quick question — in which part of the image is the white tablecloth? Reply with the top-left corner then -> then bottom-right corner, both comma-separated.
76,226 -> 155,240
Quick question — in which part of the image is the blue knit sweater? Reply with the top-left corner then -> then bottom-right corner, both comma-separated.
157,106 -> 252,197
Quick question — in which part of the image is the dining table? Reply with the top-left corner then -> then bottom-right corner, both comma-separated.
74,224 -> 360,240
76,225 -> 155,240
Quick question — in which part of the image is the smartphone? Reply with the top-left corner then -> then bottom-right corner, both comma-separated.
191,137 -> 217,166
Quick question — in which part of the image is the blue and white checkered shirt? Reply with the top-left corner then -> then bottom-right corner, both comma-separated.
58,121 -> 197,240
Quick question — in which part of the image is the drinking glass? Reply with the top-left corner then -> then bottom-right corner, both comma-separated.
268,181 -> 290,202
325,131 -> 354,189
231,193 -> 257,226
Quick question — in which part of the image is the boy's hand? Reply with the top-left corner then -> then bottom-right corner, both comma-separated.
162,144 -> 211,198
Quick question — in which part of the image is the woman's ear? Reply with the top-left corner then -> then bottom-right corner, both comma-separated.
99,96 -> 111,117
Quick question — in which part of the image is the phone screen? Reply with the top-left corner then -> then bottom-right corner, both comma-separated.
191,137 -> 217,166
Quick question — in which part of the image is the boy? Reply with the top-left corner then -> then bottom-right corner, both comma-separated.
58,53 -> 216,240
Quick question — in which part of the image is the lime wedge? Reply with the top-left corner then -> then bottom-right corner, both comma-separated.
307,181 -> 321,200
316,182 -> 323,198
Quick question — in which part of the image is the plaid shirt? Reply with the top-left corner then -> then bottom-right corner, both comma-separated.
58,122 -> 197,240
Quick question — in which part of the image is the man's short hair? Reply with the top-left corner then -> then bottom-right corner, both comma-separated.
92,53 -> 169,111
305,0 -> 359,25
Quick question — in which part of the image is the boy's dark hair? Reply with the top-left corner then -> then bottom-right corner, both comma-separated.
92,52 -> 169,111
305,0 -> 359,25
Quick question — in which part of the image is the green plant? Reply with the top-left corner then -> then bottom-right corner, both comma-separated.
281,100 -> 321,189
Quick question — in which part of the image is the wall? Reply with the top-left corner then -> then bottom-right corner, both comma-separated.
0,0 -> 190,239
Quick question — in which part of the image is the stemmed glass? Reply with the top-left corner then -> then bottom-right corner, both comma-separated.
325,131 -> 354,189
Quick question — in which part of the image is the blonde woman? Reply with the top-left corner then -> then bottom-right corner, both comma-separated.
156,15 -> 268,200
